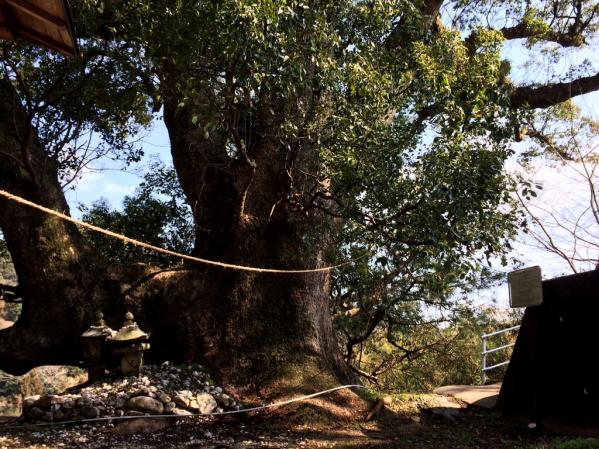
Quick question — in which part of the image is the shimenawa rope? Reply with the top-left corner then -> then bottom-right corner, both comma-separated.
0,189 -> 359,274
0,190 -> 368,428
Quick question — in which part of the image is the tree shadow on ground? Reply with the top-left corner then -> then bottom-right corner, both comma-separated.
0,395 -> 591,449
273,400 -> 571,449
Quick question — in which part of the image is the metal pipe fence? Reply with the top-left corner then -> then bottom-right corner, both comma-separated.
481,325 -> 520,385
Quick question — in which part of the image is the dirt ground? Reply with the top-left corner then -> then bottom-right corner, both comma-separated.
0,394 -> 597,449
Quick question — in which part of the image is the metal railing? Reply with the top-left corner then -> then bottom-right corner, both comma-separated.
481,325 -> 520,385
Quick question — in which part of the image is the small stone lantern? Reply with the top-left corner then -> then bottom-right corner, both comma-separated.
80,311 -> 115,381
108,312 -> 150,377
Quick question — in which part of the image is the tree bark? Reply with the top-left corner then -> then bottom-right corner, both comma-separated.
511,72 -> 599,109
157,85 -> 350,388
499,23 -> 585,47
0,76 -> 351,392
0,77 -> 120,372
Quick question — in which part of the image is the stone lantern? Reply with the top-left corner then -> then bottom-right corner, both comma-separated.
108,312 -> 150,377
80,311 -> 115,381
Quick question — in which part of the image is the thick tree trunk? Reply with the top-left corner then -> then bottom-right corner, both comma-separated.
0,78 -> 350,392
153,94 -> 350,389
0,77 -> 120,372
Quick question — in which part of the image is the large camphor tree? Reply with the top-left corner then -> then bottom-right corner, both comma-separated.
0,0 -> 597,392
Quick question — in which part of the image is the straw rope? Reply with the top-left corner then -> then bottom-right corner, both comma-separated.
3,385 -> 366,429
0,189 -> 354,274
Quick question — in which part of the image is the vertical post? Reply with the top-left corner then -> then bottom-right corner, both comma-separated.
482,336 -> 487,385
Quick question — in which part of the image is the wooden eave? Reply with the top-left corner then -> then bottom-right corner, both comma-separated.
0,0 -> 78,57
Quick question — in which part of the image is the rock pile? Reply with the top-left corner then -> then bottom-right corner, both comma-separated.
22,362 -> 241,423
0,374 -> 21,416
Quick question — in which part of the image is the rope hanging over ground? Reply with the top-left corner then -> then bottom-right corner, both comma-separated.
3,385 -> 366,429
0,189 -> 355,274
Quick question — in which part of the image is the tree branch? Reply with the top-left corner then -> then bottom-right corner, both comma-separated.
511,72 -> 599,109
516,190 -> 579,273
345,308 -> 386,363
384,0 -> 444,50
348,364 -> 379,385
499,22 -> 585,47
524,129 -> 576,161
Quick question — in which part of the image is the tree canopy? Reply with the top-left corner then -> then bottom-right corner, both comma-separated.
0,0 -> 597,386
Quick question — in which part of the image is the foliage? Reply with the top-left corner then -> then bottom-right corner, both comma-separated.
80,161 -> 194,266
0,0 -> 597,380
450,0 -> 598,47
0,31 -> 154,186
352,306 -> 522,392
61,1 -> 521,269
552,438 -> 599,449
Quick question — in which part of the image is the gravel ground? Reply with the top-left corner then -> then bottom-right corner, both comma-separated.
0,419 -> 309,449
1,389 -> 595,449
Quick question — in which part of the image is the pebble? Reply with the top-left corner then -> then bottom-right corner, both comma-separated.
82,406 -> 100,419
189,393 -> 217,414
164,402 -> 176,413
21,362 -> 240,423
125,396 -> 164,415
158,392 -> 171,403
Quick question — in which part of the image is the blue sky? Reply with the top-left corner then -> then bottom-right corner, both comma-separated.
64,117 -> 172,215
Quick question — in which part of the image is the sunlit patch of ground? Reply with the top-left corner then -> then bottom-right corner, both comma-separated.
1,393 -> 594,448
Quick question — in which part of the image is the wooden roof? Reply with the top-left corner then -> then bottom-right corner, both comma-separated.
0,0 -> 78,57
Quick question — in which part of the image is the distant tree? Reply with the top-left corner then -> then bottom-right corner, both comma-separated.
80,161 -> 194,266
354,306 -> 522,391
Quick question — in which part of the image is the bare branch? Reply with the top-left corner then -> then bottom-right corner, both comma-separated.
516,190 -> 579,273
525,128 -> 576,161
345,308 -> 386,363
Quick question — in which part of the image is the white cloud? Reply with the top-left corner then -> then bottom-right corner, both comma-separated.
65,170 -> 140,216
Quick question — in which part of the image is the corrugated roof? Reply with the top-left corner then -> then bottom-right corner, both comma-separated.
0,0 -> 78,57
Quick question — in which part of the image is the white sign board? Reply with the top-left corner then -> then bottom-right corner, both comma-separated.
508,266 -> 543,308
